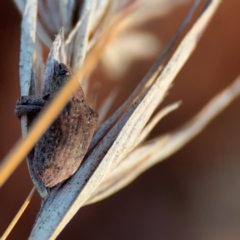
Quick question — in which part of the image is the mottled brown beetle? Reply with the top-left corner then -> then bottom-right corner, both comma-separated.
15,63 -> 98,189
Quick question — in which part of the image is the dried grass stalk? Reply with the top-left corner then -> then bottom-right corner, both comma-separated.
87,75 -> 240,204
1,187 -> 35,240
27,1 -> 222,239
3,0 -> 238,239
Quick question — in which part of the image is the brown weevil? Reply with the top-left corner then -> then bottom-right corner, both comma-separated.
15,63 -> 98,190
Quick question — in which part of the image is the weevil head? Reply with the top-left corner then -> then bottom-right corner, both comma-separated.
51,63 -> 72,95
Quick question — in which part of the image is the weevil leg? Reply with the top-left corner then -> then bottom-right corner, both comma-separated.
14,96 -> 47,118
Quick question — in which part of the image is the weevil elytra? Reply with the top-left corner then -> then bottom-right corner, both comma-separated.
15,63 -> 98,189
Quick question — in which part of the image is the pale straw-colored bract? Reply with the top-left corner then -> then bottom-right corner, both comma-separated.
2,0 -> 240,239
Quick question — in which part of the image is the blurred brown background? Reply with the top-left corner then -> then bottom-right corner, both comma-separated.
1,1 -> 240,239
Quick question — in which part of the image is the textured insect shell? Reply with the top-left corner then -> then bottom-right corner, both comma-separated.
33,86 -> 98,187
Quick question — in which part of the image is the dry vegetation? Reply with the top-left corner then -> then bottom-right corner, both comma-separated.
1,0 -> 240,239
